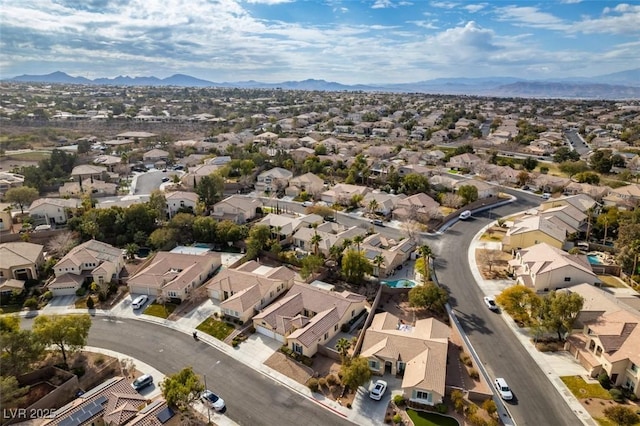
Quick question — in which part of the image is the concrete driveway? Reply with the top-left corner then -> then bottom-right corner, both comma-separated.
41,295 -> 76,311
352,376 -> 402,424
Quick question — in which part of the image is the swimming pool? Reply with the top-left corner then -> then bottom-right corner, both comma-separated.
587,254 -> 602,265
381,279 -> 418,288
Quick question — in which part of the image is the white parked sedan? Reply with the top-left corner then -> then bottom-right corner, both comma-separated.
483,296 -> 498,311
494,378 -> 513,401
369,380 -> 387,400
201,389 -> 226,412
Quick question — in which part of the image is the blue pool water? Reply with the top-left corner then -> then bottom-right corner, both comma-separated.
381,279 -> 418,288
587,255 -> 602,265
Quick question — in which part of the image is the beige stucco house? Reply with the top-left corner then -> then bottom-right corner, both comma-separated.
128,251 -> 221,301
361,312 -> 450,406
0,242 -> 45,294
504,215 -> 567,251
206,261 -> 295,323
292,222 -> 367,257
49,240 -> 124,296
286,172 -> 325,198
29,198 -> 81,225
211,195 -> 263,224
255,167 -> 293,193
321,184 -> 371,205
508,242 -> 599,292
166,191 -> 199,218
253,282 -> 368,356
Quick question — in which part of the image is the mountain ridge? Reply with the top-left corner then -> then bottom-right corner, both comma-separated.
7,69 -> 640,99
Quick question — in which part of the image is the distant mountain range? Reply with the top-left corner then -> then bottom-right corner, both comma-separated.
7,69 -> 640,100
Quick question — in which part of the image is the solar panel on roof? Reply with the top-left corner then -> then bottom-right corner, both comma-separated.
156,406 -> 174,423
58,396 -> 107,426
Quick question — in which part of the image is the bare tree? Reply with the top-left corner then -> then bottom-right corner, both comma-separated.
477,249 -> 503,273
401,219 -> 421,241
120,358 -> 136,379
46,231 -> 79,258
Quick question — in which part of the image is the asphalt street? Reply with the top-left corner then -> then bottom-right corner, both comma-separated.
433,190 -> 582,426
21,317 -> 354,426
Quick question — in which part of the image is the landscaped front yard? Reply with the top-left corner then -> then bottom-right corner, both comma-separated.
407,409 -> 460,426
196,317 -> 234,340
561,376 -> 612,400
144,302 -> 177,319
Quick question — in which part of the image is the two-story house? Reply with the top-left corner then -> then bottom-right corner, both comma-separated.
504,215 -> 568,251
49,240 -> 124,296
321,184 -> 371,206
286,172 -> 325,198
166,191 -> 199,219
206,261 -> 295,323
255,167 -> 293,194
29,198 -> 81,225
253,282 -> 368,356
211,195 -> 263,224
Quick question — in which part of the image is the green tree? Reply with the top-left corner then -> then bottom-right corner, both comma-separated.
160,366 -> 205,410
603,405 -> 639,426
574,171 -> 600,184
335,337 -> 351,365
310,230 -> 323,256
0,376 -> 29,408
341,248 -> 372,284
522,157 -> 538,171
539,291 -> 584,341
0,327 -> 45,377
246,224 -> 271,260
196,173 -> 224,209
148,190 -> 167,221
558,160 -> 589,178
553,147 -> 580,163
148,227 -> 180,250
402,173 -> 430,195
33,314 -> 92,367
340,356 -> 372,390
372,254 -> 385,277
457,185 -> 478,204
417,244 -> 433,283
590,149 -> 613,174
408,283 -> 448,312
193,216 -> 218,242
125,243 -> 139,260
496,285 -> 540,324
300,254 -> 324,279
4,186 -> 39,213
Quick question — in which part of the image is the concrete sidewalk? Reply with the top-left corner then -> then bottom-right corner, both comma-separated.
468,222 -> 597,426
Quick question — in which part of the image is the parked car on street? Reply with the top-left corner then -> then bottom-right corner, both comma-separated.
483,296 -> 498,311
201,389 -> 226,412
459,210 -> 471,220
494,378 -> 513,400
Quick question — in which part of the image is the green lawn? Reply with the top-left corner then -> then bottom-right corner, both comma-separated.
143,303 -> 177,319
407,409 -> 460,426
197,317 -> 235,341
560,376 -> 612,400
597,275 -> 627,289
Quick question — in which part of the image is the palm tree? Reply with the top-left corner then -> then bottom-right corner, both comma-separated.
125,243 -> 139,260
418,244 -> 433,284
342,238 -> 352,251
335,337 -> 351,365
373,254 -> 385,277
353,235 -> 364,252
368,199 -> 379,216
310,233 -> 323,256
631,239 -> 640,277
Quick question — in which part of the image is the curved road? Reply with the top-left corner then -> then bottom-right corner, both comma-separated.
428,189 -> 581,426
23,317 -> 353,426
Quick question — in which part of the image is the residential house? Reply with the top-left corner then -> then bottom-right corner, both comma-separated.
540,194 -> 599,215
143,148 -> 170,164
0,172 -> 24,197
29,198 -> 81,225
566,301 -> 640,398
180,163 -> 223,189
454,179 -> 497,199
59,178 -> 117,198
252,282 -> 368,356
71,164 -> 109,182
292,222 -> 367,257
508,242 -> 599,292
504,215 -> 568,251
290,147 -> 315,162
360,234 -> 416,277
206,261 -> 295,323
446,153 -> 482,171
128,251 -> 221,301
49,240 -> 124,296
258,213 -> 323,245
392,193 -> 440,223
602,184 -> 640,210
0,242 -> 44,294
255,167 -> 294,194
254,131 -> 279,143
563,183 -> 609,201
421,150 -> 446,165
166,191 -> 199,218
211,195 -> 263,224
531,174 -> 571,193
286,172 -> 325,198
362,191 -> 398,217
42,377 -> 174,426
361,312 -> 450,406
0,203 -> 12,232
539,204 -> 587,232
321,183 -> 371,205
429,174 -> 459,191
93,154 -> 122,172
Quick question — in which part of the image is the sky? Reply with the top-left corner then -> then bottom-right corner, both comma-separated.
1,0 -> 639,84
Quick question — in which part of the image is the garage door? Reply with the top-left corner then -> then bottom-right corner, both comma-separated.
129,286 -> 152,296
256,325 -> 275,339
51,287 -> 77,296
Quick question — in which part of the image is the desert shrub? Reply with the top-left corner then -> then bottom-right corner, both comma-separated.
482,398 -> 497,416
435,403 -> 448,414
468,413 -> 490,426
72,366 -> 85,377
468,368 -> 480,380
42,290 -> 53,301
609,388 -> 625,402
459,352 -> 472,367
231,339 -> 239,347
86,297 -> 95,309
346,402 -> 352,409
451,389 -> 465,413
75,287 -> 86,296
326,374 -> 339,386
393,395 -> 406,406
95,355 -> 105,366
393,414 -> 402,424
307,378 -> 319,392
465,403 -> 478,416
385,416 -> 392,424
318,377 -> 327,388
341,323 -> 350,332
23,297 -> 38,309
280,345 -> 292,356
97,292 -> 107,302
598,372 -> 612,390
603,405 -> 639,426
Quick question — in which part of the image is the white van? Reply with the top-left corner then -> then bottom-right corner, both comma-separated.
459,210 -> 471,220
34,224 -> 52,232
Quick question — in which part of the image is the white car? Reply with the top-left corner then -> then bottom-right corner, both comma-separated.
483,296 -> 498,311
459,210 -> 471,220
131,295 -> 148,310
494,378 -> 513,400
369,380 -> 387,400
201,390 -> 226,412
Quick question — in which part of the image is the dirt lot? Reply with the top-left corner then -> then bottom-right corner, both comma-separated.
475,248 -> 513,280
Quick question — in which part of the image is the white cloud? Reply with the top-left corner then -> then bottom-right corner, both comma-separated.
408,20 -> 439,30
244,0 -> 295,4
430,1 -> 457,9
495,6 -> 568,31
463,3 -> 487,13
